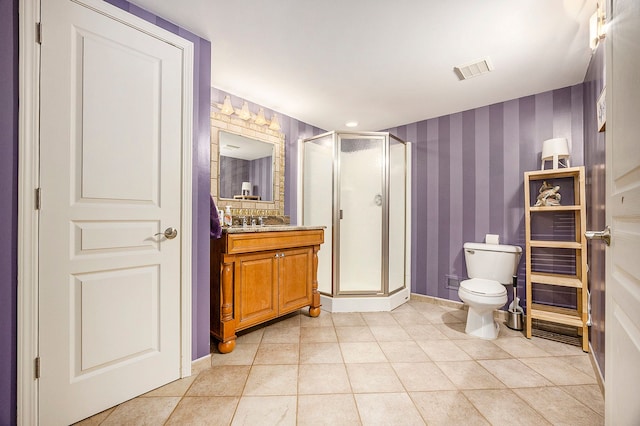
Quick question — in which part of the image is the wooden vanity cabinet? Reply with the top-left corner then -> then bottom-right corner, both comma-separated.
210,228 -> 323,353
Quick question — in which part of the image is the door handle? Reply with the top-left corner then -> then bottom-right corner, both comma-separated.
155,227 -> 178,239
585,225 -> 611,246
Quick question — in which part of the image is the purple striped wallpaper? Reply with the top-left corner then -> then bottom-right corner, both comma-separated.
250,156 -> 273,201
386,85 -> 586,308
584,44 -> 606,375
1,0 -> 18,423
219,156 -> 250,198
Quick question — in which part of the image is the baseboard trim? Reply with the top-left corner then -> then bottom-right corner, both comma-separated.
589,342 -> 605,396
409,293 -> 467,310
192,353 -> 211,365
190,353 -> 212,376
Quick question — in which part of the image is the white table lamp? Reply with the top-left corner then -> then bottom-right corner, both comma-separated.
241,181 -> 251,196
541,138 -> 570,170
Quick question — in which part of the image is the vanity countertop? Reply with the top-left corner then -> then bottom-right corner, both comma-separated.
222,225 -> 325,234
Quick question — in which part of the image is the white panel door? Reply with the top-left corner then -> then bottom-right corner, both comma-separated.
605,0 -> 640,424
39,0 -> 185,424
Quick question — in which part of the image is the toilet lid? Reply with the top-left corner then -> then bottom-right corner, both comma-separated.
460,278 -> 506,296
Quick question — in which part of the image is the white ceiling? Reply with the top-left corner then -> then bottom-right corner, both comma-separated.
129,0 -> 597,131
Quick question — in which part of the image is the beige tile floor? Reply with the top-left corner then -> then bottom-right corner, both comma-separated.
77,300 -> 604,425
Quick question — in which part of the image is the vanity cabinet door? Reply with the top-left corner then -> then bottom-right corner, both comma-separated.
278,247 -> 314,314
235,251 -> 279,330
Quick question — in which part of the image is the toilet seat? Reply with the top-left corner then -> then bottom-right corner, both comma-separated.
459,278 -> 506,297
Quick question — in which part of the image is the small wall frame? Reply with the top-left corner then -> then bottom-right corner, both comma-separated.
597,87 -> 606,132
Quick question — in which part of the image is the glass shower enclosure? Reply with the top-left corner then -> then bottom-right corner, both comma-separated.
301,131 -> 408,305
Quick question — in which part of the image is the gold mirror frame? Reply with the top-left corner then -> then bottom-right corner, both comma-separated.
211,111 -> 285,215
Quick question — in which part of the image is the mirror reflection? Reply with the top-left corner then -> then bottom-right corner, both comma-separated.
219,131 -> 274,201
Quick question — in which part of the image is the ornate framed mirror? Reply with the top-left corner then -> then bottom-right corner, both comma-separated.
210,111 -> 285,215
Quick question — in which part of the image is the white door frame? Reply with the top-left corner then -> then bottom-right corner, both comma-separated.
17,0 -> 194,424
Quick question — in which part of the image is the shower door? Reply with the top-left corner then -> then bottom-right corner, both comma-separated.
302,131 -> 406,298
302,133 -> 334,295
337,135 -> 386,295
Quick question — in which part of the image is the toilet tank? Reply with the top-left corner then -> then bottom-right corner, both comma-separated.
463,242 -> 522,284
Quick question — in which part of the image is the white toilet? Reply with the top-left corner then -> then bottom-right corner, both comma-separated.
458,242 -> 522,339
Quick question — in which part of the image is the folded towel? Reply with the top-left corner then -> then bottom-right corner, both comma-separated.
210,195 -> 222,239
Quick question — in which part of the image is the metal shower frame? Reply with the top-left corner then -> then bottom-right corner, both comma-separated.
301,130 -> 407,297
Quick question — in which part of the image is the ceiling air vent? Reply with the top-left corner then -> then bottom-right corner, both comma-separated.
453,57 -> 494,80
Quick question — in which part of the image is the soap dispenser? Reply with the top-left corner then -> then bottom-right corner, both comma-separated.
223,206 -> 233,227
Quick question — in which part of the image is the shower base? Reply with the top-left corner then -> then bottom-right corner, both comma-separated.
320,287 -> 410,313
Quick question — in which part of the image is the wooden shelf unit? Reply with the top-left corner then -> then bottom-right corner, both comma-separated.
524,166 -> 589,352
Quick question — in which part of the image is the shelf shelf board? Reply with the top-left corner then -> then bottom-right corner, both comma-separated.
529,205 -> 581,212
529,240 -> 582,249
530,303 -> 585,328
524,167 -> 583,181
529,272 -> 583,288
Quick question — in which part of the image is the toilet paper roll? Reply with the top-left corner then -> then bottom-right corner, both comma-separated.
485,234 -> 500,245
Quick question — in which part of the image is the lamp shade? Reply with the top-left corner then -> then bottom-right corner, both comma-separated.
235,101 -> 251,120
219,95 -> 234,115
254,108 -> 267,126
269,113 -> 281,131
541,138 -> 570,170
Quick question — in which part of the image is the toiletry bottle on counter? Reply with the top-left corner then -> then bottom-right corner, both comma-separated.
223,206 -> 233,227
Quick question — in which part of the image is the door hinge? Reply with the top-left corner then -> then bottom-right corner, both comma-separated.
36,22 -> 42,45
35,357 -> 40,379
35,188 -> 41,210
